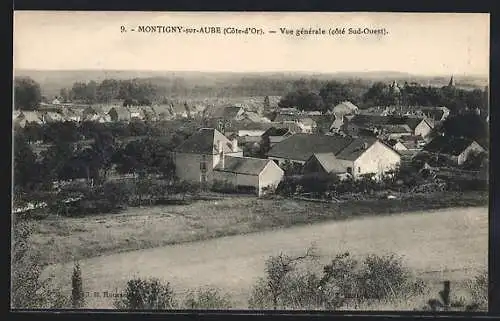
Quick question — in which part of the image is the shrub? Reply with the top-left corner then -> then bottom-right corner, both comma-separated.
248,247 -> 319,310
71,262 -> 85,308
356,253 -> 422,300
11,221 -> 69,309
114,277 -> 177,310
183,288 -> 233,309
465,271 -> 488,311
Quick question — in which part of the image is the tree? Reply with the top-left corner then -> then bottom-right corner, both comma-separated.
14,77 -> 42,110
71,262 -> 85,308
11,221 -> 69,309
248,247 -> 319,310
13,131 -> 40,193
114,277 -> 177,310
279,89 -> 324,112
362,82 -> 396,107
319,81 -> 357,111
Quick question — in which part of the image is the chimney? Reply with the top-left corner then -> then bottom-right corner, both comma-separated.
363,142 -> 368,149
231,138 -> 238,152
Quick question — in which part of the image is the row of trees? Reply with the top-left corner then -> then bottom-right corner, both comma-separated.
17,119 -> 198,144
13,77 -> 163,110
61,79 -> 160,105
278,80 -> 488,115
13,129 -> 182,196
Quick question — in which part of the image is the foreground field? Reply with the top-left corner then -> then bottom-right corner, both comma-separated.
31,191 -> 487,266
42,206 -> 488,309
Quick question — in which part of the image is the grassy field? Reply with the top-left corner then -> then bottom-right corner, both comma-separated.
41,204 -> 487,310
30,191 -> 488,266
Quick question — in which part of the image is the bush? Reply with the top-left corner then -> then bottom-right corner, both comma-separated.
11,221 -> 70,309
356,253 -> 423,300
114,277 -> 177,310
183,288 -> 233,309
465,271 -> 488,311
211,180 -> 237,193
248,247 -> 319,310
249,250 -> 428,310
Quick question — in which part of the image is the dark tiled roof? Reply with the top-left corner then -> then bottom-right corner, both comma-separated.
262,127 -> 291,137
267,134 -> 356,162
423,136 -> 482,156
335,137 -> 378,161
214,156 -> 274,176
175,128 -> 238,154
274,114 -> 298,123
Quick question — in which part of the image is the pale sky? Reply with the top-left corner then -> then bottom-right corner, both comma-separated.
13,11 -> 489,76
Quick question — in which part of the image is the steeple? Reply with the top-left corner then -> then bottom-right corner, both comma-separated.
448,75 -> 455,87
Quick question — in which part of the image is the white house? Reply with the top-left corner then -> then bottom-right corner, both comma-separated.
174,128 -> 243,184
213,156 -> 284,196
422,136 -> 486,165
332,101 -> 359,115
270,134 -> 401,179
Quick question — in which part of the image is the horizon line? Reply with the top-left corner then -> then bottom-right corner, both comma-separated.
13,68 -> 488,79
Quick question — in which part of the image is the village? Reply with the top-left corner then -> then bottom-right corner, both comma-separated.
13,76 -> 488,206
11,11 -> 490,312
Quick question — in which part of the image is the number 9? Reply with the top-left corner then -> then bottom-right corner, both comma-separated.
120,26 -> 126,33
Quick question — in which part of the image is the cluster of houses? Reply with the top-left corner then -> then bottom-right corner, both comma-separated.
14,84 -> 487,197
170,94 -> 486,196
13,100 -> 213,128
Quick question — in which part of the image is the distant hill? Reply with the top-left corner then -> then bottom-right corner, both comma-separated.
14,69 -> 488,99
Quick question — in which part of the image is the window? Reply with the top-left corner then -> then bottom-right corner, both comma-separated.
358,167 -> 361,173
347,167 -> 352,174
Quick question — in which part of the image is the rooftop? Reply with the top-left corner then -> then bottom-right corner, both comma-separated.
214,156 -> 274,176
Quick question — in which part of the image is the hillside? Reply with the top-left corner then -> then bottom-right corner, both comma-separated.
14,69 -> 488,99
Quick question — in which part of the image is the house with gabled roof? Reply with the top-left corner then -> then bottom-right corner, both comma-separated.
421,136 -> 486,165
210,106 -> 245,120
332,101 -> 359,115
174,128 -> 243,184
343,115 -> 434,139
262,125 -> 301,147
213,155 -> 284,196
270,134 -> 401,179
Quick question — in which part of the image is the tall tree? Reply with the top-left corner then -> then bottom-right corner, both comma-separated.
71,262 -> 85,308
319,81 -> 356,110
14,77 -> 42,110
13,131 -> 39,193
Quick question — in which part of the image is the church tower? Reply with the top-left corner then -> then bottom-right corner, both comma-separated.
448,75 -> 455,87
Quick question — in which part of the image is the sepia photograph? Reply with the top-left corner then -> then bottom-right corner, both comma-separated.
12,11 -> 489,312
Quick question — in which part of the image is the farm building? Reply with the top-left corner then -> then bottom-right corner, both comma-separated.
269,134 -> 401,179
174,128 -> 243,184
343,115 -> 434,139
331,101 -> 359,115
261,126 -> 301,146
209,106 -> 245,120
421,136 -> 486,165
237,123 -> 275,141
213,156 -> 284,196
